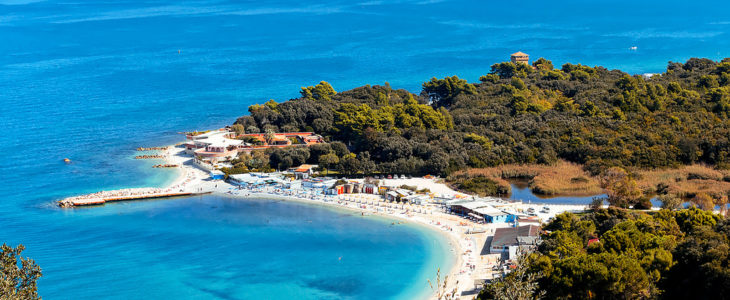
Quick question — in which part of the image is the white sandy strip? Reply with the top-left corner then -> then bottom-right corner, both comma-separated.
176,158 -> 590,299
160,145 -> 210,193
66,143 -> 590,298
204,182 -> 488,300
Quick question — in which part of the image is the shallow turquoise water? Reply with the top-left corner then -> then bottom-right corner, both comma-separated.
4,195 -> 453,299
1,0 -> 729,298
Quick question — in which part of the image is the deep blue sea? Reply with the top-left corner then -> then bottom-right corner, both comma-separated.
1,0 -> 729,298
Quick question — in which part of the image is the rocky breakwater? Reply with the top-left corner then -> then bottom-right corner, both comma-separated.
136,146 -> 169,151
135,155 -> 165,159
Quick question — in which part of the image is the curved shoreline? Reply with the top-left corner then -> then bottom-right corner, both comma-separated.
214,191 -> 464,299
60,142 -> 590,299
154,144 -> 469,299
58,143 -> 466,299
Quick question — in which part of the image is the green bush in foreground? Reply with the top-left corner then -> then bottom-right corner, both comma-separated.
479,208 -> 730,299
1,243 -> 42,300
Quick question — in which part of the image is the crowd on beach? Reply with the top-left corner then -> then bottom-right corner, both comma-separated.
221,180 -> 496,298
60,143 -> 587,299
225,183 -> 441,217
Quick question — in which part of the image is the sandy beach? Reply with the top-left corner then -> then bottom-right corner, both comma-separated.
212,186 -> 478,299
59,144 -> 590,299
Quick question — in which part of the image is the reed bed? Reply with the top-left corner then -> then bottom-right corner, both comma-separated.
635,165 -> 730,198
450,160 -> 603,196
450,162 -> 730,199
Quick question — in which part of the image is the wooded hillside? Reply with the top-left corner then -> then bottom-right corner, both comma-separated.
234,57 -> 730,178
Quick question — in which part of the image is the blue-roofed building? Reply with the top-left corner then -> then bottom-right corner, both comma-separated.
448,200 -> 516,223
210,170 -> 225,180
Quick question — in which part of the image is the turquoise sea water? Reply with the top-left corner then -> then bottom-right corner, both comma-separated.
3,195 -> 453,299
2,0 -> 730,298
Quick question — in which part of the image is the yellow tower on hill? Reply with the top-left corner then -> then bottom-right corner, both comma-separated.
510,51 -> 529,65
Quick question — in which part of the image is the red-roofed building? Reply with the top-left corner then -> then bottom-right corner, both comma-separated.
239,132 -> 325,153
288,164 -> 318,179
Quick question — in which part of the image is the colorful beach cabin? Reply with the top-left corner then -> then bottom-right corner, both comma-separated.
363,183 -> 378,194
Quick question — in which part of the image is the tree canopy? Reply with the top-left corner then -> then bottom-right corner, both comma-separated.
233,57 -> 730,181
480,208 -> 730,299
1,243 -> 42,300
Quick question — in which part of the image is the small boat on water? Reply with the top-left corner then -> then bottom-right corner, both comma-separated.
629,46 -> 638,50
63,158 -> 71,163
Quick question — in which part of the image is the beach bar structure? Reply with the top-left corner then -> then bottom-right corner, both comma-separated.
302,177 -> 337,189
448,200 -> 516,223
228,173 -> 286,186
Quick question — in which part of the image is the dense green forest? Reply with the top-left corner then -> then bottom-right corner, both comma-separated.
225,60 -> 730,298
479,208 -> 730,300
231,57 -> 730,177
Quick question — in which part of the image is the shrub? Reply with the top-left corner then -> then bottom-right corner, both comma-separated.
571,176 -> 589,183
687,172 -> 717,180
659,194 -> 683,210
456,175 -> 510,196
399,184 -> 418,191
